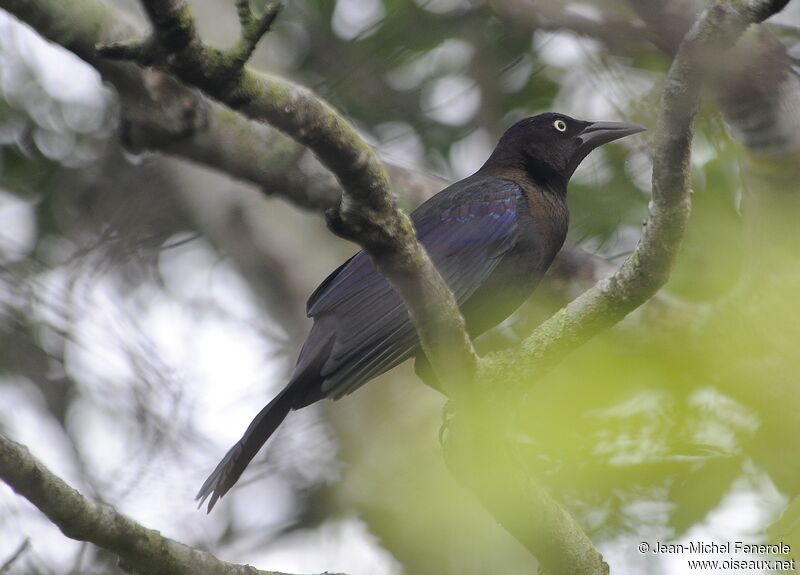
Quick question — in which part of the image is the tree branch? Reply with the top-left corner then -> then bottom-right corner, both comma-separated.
442,2 -> 792,574
0,434 -> 342,575
5,1 -> 791,572
0,0 -> 432,216
231,0 -> 283,68
443,410 -> 610,574
95,0 -> 479,393
1,0 -> 478,393
0,538 -> 30,573
1,0 -> 616,397
478,0 -> 792,391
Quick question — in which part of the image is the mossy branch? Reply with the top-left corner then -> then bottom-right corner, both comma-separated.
443,2 -> 793,574
94,0 -> 479,393
477,0 -> 793,391
0,434 -> 343,575
232,0 -> 283,66
3,1 -> 791,573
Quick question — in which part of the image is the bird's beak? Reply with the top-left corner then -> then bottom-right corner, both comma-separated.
577,120 -> 646,152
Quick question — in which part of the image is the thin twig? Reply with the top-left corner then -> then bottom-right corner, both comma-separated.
0,539 -> 30,574
231,1 -> 283,66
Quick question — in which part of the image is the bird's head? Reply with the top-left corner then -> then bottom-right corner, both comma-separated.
484,112 -> 645,190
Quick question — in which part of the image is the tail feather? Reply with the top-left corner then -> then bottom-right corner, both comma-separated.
196,388 -> 294,512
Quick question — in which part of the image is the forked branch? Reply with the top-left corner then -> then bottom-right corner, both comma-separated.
478,0 -> 792,391
445,2 -> 793,575
97,0 -> 479,394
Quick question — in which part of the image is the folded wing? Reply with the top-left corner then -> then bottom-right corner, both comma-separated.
300,177 -> 523,400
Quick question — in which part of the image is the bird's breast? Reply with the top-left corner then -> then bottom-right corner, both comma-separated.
522,187 -> 569,265
459,191 -> 568,338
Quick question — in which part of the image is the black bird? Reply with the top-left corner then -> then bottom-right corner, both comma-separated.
197,112 -> 644,511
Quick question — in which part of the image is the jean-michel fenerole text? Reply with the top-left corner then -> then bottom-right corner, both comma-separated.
651,541 -> 791,555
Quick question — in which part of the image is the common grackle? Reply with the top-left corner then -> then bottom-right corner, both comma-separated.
197,112 -> 644,511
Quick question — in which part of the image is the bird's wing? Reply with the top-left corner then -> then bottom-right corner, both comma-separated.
304,177 -> 523,399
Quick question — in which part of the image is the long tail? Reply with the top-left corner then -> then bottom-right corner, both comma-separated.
196,388 -> 295,512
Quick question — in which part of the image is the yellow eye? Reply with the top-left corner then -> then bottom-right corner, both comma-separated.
553,119 -> 567,132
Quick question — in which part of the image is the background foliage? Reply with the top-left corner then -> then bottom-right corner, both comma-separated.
0,0 -> 799,573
